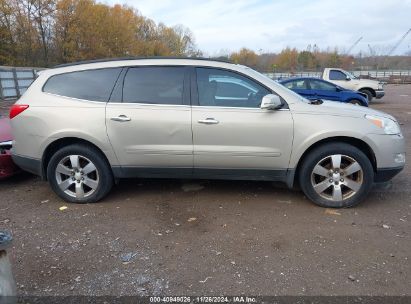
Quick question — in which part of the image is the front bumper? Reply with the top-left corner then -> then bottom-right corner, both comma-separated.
365,133 -> 405,167
364,132 -> 405,182
375,90 -> 385,99
374,166 -> 404,183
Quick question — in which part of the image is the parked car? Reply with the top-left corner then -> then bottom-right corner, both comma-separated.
322,68 -> 384,102
279,77 -> 369,106
0,117 -> 19,179
10,58 -> 405,208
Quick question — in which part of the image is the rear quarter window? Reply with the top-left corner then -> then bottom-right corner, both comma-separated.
42,68 -> 122,102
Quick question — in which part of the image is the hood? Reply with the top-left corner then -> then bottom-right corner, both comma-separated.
351,78 -> 380,87
292,99 -> 396,121
0,118 -> 12,143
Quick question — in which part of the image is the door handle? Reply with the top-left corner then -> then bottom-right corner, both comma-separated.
198,118 -> 219,124
111,115 -> 131,122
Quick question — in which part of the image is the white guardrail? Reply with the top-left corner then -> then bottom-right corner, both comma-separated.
266,70 -> 411,82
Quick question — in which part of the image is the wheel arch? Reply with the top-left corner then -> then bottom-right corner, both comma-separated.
346,97 -> 368,107
41,137 -> 112,180
291,136 -> 377,188
359,87 -> 376,97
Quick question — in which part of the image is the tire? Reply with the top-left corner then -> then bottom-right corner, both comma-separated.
360,89 -> 373,102
348,99 -> 362,106
298,143 -> 374,208
47,144 -> 113,203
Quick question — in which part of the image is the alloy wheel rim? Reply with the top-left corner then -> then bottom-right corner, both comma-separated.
311,154 -> 363,202
55,155 -> 99,199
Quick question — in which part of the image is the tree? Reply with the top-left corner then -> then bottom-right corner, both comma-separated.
275,47 -> 299,72
230,48 -> 258,68
30,0 -> 56,65
297,50 -> 317,70
0,0 -> 201,66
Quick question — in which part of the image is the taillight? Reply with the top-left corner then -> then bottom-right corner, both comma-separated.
9,104 -> 29,119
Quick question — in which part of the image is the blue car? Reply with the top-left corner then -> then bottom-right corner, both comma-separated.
279,77 -> 369,106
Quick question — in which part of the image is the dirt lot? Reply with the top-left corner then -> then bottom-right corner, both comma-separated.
0,85 -> 410,296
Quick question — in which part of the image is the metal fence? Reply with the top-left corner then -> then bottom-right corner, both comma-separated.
0,67 -> 41,101
266,70 -> 411,83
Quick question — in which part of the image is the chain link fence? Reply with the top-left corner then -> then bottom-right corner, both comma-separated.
0,67 -> 42,101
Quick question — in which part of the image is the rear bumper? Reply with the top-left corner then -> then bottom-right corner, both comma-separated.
11,154 -> 42,177
374,166 -> 404,183
375,90 -> 385,99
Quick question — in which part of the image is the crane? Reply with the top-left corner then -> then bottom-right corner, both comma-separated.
368,44 -> 375,57
386,28 -> 411,56
346,37 -> 363,55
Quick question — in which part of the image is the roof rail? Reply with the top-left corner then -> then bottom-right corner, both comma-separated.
53,56 -> 232,68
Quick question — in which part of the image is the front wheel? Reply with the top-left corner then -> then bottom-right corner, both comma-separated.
47,144 -> 113,203
299,143 -> 374,208
360,89 -> 373,102
349,99 -> 362,106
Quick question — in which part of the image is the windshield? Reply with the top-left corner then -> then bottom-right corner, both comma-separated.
345,71 -> 357,79
245,68 -> 311,103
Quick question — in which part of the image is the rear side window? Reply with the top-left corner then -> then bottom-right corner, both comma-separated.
43,68 -> 122,102
309,79 -> 336,91
284,80 -> 308,90
122,67 -> 185,105
329,70 -> 346,80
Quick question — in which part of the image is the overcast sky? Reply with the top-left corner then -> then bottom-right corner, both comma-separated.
106,0 -> 411,56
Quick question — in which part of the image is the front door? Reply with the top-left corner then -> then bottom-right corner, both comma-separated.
282,79 -> 314,99
191,67 -> 293,178
309,79 -> 340,101
105,66 -> 193,176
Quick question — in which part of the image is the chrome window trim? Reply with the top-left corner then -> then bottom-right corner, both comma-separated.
191,105 -> 290,111
42,91 -> 108,104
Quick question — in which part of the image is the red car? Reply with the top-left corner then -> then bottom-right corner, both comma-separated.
0,117 -> 19,179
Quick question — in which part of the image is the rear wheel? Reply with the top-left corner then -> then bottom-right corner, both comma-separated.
299,143 -> 374,208
47,144 -> 113,203
360,89 -> 373,102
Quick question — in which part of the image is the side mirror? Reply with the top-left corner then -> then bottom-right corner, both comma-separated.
260,94 -> 282,110
336,86 -> 342,92
346,76 -> 351,81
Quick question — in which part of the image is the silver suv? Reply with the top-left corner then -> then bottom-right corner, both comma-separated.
10,58 -> 405,207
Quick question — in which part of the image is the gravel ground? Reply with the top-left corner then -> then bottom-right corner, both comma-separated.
0,85 -> 410,296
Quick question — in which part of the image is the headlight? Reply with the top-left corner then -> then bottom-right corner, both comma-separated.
378,83 -> 384,90
365,115 -> 401,135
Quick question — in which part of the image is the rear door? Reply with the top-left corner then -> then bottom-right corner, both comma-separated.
105,66 -> 193,176
191,67 -> 293,177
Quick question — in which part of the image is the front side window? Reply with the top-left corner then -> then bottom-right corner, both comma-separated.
196,68 -> 271,108
43,68 -> 122,101
329,70 -> 347,80
284,80 -> 308,90
122,67 -> 185,105
310,79 -> 336,91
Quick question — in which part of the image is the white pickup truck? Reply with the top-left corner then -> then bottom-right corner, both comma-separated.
322,68 -> 384,102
